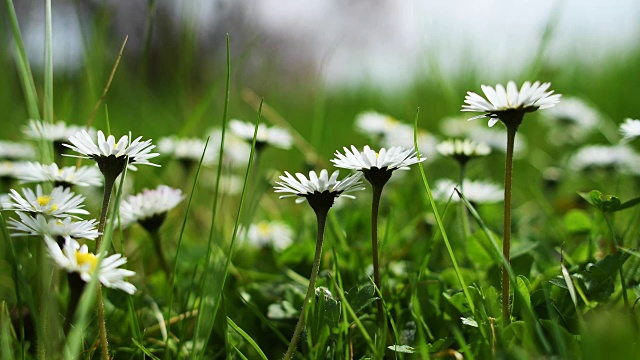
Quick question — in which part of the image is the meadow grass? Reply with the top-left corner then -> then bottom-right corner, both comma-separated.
2,2 -> 640,359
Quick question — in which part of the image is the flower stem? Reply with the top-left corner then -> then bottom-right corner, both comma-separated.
150,230 -> 171,279
371,184 -> 385,321
284,209 -> 328,360
604,213 -> 629,308
502,124 -> 517,327
95,173 -> 116,360
64,273 -> 85,335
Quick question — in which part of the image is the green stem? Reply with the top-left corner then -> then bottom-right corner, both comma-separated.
371,184 -> 385,321
604,213 -> 629,308
284,209 -> 328,360
150,230 -> 171,279
502,124 -> 517,327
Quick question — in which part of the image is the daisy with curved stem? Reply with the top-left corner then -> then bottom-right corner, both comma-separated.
119,185 -> 184,277
437,138 -> 491,235
274,169 -> 363,360
462,80 -> 561,326
331,145 -> 425,320
16,162 -> 103,188
63,129 -> 158,358
43,235 -> 135,333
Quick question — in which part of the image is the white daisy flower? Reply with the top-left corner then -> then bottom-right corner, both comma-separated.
540,97 -> 603,145
158,136 -> 217,164
0,140 -> 36,161
119,185 -> 184,231
64,130 -> 160,175
436,138 -> 491,164
23,119 -> 91,142
433,179 -> 503,204
229,119 -> 293,150
208,128 -> 252,168
620,118 -> 640,142
8,212 -> 99,240
3,185 -> 89,218
569,144 -> 640,174
332,145 -> 425,171
354,111 -> 404,139
16,162 -> 103,187
274,169 -> 364,205
467,127 -> 528,156
44,236 -> 136,294
241,220 -> 293,251
0,161 -> 26,180
0,193 -> 11,210
462,81 -> 561,127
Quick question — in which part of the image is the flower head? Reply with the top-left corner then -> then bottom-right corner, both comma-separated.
620,118 -> 640,142
8,212 -> 99,240
23,119 -> 91,143
3,185 -> 89,218
462,81 -> 561,127
119,185 -> 184,232
0,140 -> 36,161
16,162 -> 102,188
433,179 -> 503,204
541,97 -> 601,144
229,119 -> 292,150
0,161 -> 25,180
44,236 -> 136,294
436,138 -> 491,164
331,145 -> 425,188
158,136 -> 216,165
64,130 -> 160,178
274,170 -> 364,211
241,220 -> 293,251
569,144 -> 640,175
354,111 -> 404,139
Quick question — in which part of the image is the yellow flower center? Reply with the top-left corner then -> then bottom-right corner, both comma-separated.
257,223 -> 270,237
375,152 -> 379,158
37,196 -> 51,206
75,251 -> 98,273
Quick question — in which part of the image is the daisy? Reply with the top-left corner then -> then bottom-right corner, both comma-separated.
158,136 -> 217,165
23,119 -> 90,143
569,144 -> 640,174
354,111 -> 404,139
3,185 -> 89,218
274,169 -> 364,206
462,80 -> 561,127
64,130 -> 160,177
208,128 -> 252,168
0,140 -> 36,161
433,179 -> 503,204
541,97 -> 601,144
331,145 -> 425,187
16,162 -> 103,187
242,220 -> 293,251
467,127 -> 528,156
8,212 -> 100,240
118,185 -> 184,232
620,118 -> 640,142
44,235 -> 136,294
0,161 -> 25,180
436,138 -> 491,164
229,119 -> 292,150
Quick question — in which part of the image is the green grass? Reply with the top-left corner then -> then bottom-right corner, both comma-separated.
2,1 -> 640,359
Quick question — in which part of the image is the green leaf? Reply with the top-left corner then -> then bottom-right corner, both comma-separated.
345,283 -> 376,314
580,190 -> 638,213
227,317 -> 269,360
617,196 -> 640,212
563,209 -> 592,234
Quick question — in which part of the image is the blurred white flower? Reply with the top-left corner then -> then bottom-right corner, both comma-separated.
354,111 -> 404,139
8,212 -> 99,240
208,128 -> 252,168
433,178 -> 503,204
380,124 -> 439,160
4,185 -> 89,218
158,136 -> 217,164
462,81 -> 561,127
0,140 -> 36,161
569,144 -> 640,174
23,119 -> 92,142
16,162 -> 103,187
44,236 -> 136,294
541,97 -> 602,144
436,138 -> 491,164
620,118 -> 640,142
467,127 -> 528,156
241,220 -> 293,251
229,119 -> 292,149
119,185 -> 184,231
0,161 -> 26,180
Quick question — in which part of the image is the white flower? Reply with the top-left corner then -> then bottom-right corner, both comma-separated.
436,138 -> 491,163
64,130 -> 160,171
44,236 -> 136,294
3,185 -> 89,218
228,119 -> 292,149
242,220 -> 293,251
16,162 -> 103,187
8,212 -> 99,240
541,97 -> 602,144
380,124 -> 439,160
331,145 -> 425,171
354,111 -> 404,138
433,179 -> 503,204
0,140 -> 36,160
467,127 -> 528,156
620,118 -> 640,142
569,144 -> 640,174
23,119 -> 91,142
274,170 -> 364,204
119,185 -> 184,230
158,136 -> 216,164
462,81 -> 561,127
0,161 -> 26,180
208,128 -> 252,168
